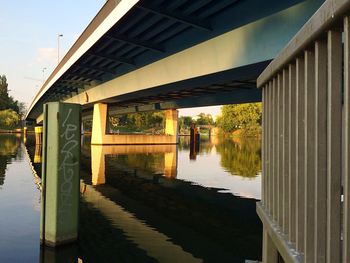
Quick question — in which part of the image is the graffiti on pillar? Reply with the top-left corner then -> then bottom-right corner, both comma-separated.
58,108 -> 79,224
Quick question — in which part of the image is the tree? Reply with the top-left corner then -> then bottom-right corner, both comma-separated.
0,109 -> 20,129
178,116 -> 193,133
0,75 -> 23,116
108,111 -> 165,132
0,75 -> 9,110
217,103 -> 262,136
17,102 -> 27,120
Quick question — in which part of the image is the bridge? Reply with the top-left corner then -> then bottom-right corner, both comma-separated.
28,0 -> 350,262
26,0 -> 323,145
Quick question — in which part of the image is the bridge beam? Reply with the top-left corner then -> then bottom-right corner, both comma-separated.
63,0 -> 322,108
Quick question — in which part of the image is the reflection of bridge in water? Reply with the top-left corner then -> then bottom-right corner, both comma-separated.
25,134 -> 262,262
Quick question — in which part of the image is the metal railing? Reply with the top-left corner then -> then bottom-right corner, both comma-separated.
257,0 -> 350,262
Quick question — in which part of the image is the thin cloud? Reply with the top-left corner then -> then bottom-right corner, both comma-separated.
36,47 -> 57,65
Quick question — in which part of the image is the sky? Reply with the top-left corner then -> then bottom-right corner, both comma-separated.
0,0 -> 221,118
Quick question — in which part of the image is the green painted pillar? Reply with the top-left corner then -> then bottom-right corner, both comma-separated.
40,102 -> 81,247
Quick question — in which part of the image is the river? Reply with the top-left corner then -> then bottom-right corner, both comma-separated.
0,133 -> 262,263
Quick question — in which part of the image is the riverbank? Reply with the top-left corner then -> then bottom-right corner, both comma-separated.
0,128 -> 23,134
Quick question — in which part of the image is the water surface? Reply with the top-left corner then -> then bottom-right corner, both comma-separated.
0,134 -> 262,262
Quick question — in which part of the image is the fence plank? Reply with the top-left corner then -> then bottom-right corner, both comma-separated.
304,49 -> 316,263
282,68 -> 290,236
268,81 -> 273,214
262,86 -> 266,206
344,16 -> 350,263
296,56 -> 305,253
326,29 -> 342,263
277,73 -> 283,224
314,39 -> 327,263
288,63 -> 296,243
273,77 -> 278,221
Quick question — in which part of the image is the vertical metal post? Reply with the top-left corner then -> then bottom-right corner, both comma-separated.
344,16 -> 350,263
268,81 -> 273,213
304,48 -> 316,263
40,102 -> 81,247
296,56 -> 305,253
283,67 -> 290,235
288,63 -> 296,243
314,39 -> 328,263
273,77 -> 277,221
275,75 -> 280,224
326,29 -> 342,263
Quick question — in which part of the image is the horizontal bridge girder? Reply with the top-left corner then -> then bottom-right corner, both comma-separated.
87,52 -> 135,66
105,34 -> 165,53
81,88 -> 261,119
135,4 -> 212,31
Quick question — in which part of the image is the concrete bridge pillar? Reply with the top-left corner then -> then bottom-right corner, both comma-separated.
91,103 -> 107,145
165,109 -> 178,136
91,103 -> 178,145
40,102 -> 80,247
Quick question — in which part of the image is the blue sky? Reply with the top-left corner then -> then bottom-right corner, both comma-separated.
0,0 -> 220,118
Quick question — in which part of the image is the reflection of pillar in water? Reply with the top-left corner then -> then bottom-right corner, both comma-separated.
164,145 -> 178,178
81,121 -> 84,135
91,145 -> 106,185
40,243 -> 78,263
34,143 -> 42,164
195,128 -> 200,152
35,126 -> 43,145
23,127 -> 27,144
190,123 -> 199,160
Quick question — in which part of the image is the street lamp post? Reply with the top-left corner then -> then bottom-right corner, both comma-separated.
57,34 -> 63,65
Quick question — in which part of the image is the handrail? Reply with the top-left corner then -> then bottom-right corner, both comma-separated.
257,0 -> 350,88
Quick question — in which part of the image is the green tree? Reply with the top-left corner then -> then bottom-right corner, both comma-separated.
217,103 -> 262,136
0,109 -> 20,129
178,116 -> 193,133
109,111 -> 165,133
0,75 -> 9,110
196,113 -> 214,126
0,75 -> 23,116
17,102 -> 27,120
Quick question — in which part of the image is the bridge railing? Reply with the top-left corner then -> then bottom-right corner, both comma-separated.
257,0 -> 350,262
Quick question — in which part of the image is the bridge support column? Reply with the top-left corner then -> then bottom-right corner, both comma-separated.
91,103 -> 107,145
165,109 -> 178,137
91,103 -> 178,145
40,102 -> 81,247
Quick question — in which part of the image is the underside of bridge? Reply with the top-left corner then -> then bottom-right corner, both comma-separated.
26,0 -> 324,124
